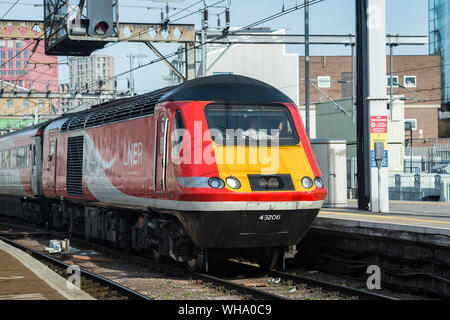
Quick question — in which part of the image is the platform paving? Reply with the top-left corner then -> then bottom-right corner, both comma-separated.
0,240 -> 94,300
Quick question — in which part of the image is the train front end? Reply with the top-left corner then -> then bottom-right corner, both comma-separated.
163,75 -> 327,260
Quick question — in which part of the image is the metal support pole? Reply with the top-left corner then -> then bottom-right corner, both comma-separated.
351,43 -> 356,123
389,43 -> 393,110
201,4 -> 208,77
128,54 -> 134,96
304,0 -> 310,137
355,0 -> 371,210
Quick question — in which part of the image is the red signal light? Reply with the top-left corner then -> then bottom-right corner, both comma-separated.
94,21 -> 109,36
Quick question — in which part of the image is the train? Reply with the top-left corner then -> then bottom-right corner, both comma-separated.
0,74 -> 326,271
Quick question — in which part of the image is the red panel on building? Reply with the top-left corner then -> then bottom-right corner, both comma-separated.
0,39 -> 58,93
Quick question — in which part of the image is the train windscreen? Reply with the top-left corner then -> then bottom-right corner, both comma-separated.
205,104 -> 299,146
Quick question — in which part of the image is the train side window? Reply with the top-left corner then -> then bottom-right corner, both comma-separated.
160,117 -> 165,133
171,110 -> 185,153
32,145 -> 36,166
17,147 -> 26,168
3,150 -> 9,168
0,151 -> 2,169
10,149 -> 17,169
49,142 -> 56,162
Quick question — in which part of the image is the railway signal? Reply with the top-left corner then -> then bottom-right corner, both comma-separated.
86,0 -> 114,37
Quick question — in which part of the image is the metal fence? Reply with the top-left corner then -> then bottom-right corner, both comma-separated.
403,159 -> 450,174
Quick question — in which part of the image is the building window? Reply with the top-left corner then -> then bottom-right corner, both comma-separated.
387,76 -> 399,87
0,40 -> 4,48
15,40 -> 20,48
405,119 -> 417,131
8,50 -> 13,59
7,40 -> 13,48
404,76 -> 416,88
23,100 -> 30,109
7,99 -> 14,108
38,100 -> 45,108
318,76 -> 331,88
0,51 -> 4,59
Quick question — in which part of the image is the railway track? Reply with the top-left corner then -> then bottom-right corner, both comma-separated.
226,261 -> 397,300
0,219 -> 397,300
0,234 -> 152,301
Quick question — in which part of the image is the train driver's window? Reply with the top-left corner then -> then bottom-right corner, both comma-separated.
171,110 -> 185,154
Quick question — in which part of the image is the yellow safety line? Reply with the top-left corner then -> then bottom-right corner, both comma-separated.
347,199 -> 450,206
319,210 -> 450,226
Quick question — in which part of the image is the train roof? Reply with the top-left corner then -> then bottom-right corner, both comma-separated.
1,75 -> 294,137
160,74 -> 294,104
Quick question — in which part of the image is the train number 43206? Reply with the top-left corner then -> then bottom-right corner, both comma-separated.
259,214 -> 281,221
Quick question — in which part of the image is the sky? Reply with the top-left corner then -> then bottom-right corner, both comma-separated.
0,0 -> 429,94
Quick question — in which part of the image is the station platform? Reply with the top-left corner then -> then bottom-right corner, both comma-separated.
0,240 -> 94,300
314,200 -> 450,247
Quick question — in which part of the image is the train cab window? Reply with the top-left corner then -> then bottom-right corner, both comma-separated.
171,110 -> 185,153
205,104 -> 299,146
10,149 -> 17,169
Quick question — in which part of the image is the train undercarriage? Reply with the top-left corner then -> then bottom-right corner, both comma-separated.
7,196 -> 296,272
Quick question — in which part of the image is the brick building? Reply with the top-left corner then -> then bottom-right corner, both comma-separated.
0,39 -> 58,133
298,55 -> 441,145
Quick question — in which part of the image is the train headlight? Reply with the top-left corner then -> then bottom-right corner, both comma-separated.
226,177 -> 241,189
258,177 -> 268,188
314,177 -> 324,189
301,177 -> 313,189
267,177 -> 280,189
208,177 -> 225,189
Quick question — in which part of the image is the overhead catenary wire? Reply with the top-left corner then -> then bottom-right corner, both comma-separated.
57,0 -> 324,101
3,0 -> 325,117
0,0 -> 20,19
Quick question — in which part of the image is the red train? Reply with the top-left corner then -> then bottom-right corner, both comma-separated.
0,75 -> 326,271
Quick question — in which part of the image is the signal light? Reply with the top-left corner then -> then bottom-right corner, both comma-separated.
94,21 -> 109,36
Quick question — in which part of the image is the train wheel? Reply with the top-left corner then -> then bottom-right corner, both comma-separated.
185,253 -> 204,272
257,251 -> 280,271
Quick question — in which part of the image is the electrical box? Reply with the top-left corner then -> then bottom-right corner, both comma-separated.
374,142 -> 385,162
311,139 -> 347,207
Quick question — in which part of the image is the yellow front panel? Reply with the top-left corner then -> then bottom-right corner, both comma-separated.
213,143 -> 316,192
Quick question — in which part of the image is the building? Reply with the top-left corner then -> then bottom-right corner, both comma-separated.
298,55 -> 442,145
429,0 -> 450,111
0,40 -> 58,133
70,55 -> 115,92
0,81 -> 54,135
166,28 -> 299,107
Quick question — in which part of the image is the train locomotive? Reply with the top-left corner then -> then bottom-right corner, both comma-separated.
0,75 -> 326,271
